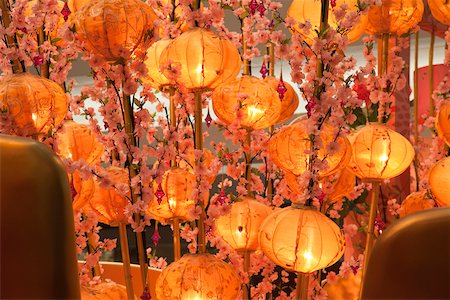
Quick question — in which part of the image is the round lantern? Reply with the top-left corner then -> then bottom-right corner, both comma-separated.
159,28 -> 242,90
143,39 -> 172,89
0,73 -> 67,137
155,253 -> 241,299
428,0 -> 450,25
264,76 -> 299,124
90,167 -> 130,226
212,76 -> 281,130
269,120 -> 352,177
365,0 -> 424,35
68,0 -> 89,13
215,197 -> 272,252
287,0 -> 368,44
147,167 -> 207,222
399,190 -> 435,218
73,0 -> 158,62
55,121 -> 104,164
71,171 -> 95,212
429,156 -> 450,207
347,123 -> 415,180
259,206 -> 345,273
324,272 -> 362,300
436,101 -> 450,146
80,281 -> 128,299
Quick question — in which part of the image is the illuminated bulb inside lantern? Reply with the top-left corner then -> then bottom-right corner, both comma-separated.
168,197 -> 176,210
246,105 -> 264,122
32,113 -> 37,125
379,153 -> 389,164
68,151 -> 73,159
184,290 -> 202,300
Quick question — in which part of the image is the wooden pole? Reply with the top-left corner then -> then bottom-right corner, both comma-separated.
119,223 -> 135,300
0,0 -> 23,73
194,90 -> 206,253
359,180 -> 381,298
413,31 -> 419,143
38,26 -> 50,79
168,88 -> 182,261
242,251 -> 251,300
121,87 -> 148,287
296,273 -> 309,300
378,34 -> 389,123
267,42 -> 275,201
86,231 -> 102,278
429,29 -> 435,116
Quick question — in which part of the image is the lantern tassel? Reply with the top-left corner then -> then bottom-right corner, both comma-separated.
119,223 -> 135,300
359,180 -> 381,298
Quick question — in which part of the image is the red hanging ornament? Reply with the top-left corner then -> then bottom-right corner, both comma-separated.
249,0 -> 258,14
205,107 -> 212,127
61,1 -> 71,21
155,183 -> 165,205
259,63 -> 268,79
276,74 -> 288,101
257,0 -> 266,16
152,227 -> 161,246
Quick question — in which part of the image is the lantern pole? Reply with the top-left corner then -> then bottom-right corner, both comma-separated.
0,0 -> 23,73
121,87 -> 148,288
296,273 -> 309,300
429,28 -> 435,116
194,90 -> 206,254
359,180 -> 381,298
169,87 -> 182,261
413,31 -> 419,143
86,231 -> 102,278
119,222 -> 135,300
267,41 -> 275,201
38,26 -> 50,79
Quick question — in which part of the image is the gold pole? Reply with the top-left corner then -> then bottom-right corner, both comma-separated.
413,31 -> 419,143
359,180 -> 381,299
168,88 -> 182,261
38,26 -> 49,79
242,251 -> 251,299
296,273 -> 309,300
0,0 -> 22,73
121,87 -> 148,287
429,29 -> 435,116
377,33 -> 389,123
119,223 -> 135,300
267,42 -> 275,201
194,90 -> 206,253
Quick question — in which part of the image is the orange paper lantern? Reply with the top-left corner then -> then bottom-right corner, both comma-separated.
68,0 -> 89,13
429,156 -> 450,207
428,0 -> 450,25
155,253 -> 240,300
147,167 -> 207,222
436,101 -> 450,146
159,28 -> 242,90
215,197 -> 272,252
259,206 -> 345,273
347,123 -> 415,180
264,76 -> 299,124
324,272 -> 362,300
365,0 -> 424,35
287,0 -> 368,44
143,39 -> 172,90
0,73 -> 67,137
286,168 -> 355,203
73,0 -> 157,62
71,171 -> 95,212
212,76 -> 281,130
269,120 -> 351,177
55,121 -> 104,164
80,282 -> 128,300
399,190 -> 435,217
90,167 -> 130,226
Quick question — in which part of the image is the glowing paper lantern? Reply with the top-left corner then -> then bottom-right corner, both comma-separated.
269,120 -> 352,177
71,172 -> 95,212
212,76 -> 281,130
429,156 -> 450,207
264,76 -> 299,124
155,254 -> 240,299
73,0 -> 157,61
215,197 -> 272,252
365,0 -> 424,35
147,167 -> 207,222
259,206 -> 345,273
324,272 -> 362,300
159,28 -> 242,90
436,101 -> 450,146
347,124 -> 415,180
143,39 -> 172,89
90,167 -> 130,226
400,191 -> 435,217
80,282 -> 128,299
0,73 -> 67,137
287,0 -> 368,44
55,121 -> 104,164
428,0 -> 450,25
